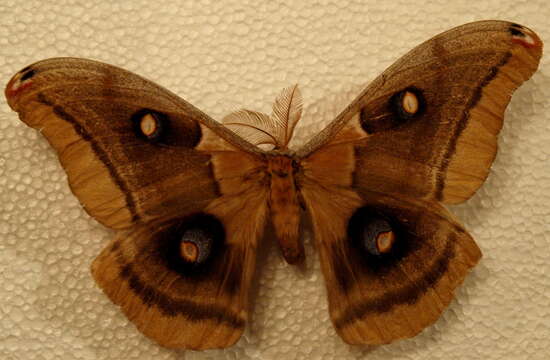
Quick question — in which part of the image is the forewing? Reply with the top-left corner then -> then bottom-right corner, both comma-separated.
298,20 -> 542,204
5,57 -> 262,229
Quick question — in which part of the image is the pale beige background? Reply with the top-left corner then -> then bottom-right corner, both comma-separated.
0,1 -> 549,359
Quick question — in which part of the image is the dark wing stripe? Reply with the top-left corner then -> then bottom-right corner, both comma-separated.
113,246 -> 245,328
333,235 -> 455,328
435,52 -> 512,200
36,92 -> 139,222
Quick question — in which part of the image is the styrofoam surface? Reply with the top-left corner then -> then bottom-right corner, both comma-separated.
0,1 -> 548,359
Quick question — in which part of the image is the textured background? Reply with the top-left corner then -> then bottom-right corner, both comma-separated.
0,1 -> 548,359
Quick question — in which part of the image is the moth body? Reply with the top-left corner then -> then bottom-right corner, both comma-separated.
266,154 -> 303,264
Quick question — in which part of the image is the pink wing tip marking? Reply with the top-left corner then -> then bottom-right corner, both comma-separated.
5,67 -> 35,105
510,24 -> 542,50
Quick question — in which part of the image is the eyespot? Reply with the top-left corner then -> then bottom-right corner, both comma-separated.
179,228 -> 213,265
140,113 -> 160,137
130,108 -> 203,147
375,230 -> 395,254
401,90 -> 419,115
156,213 -> 225,275
389,87 -> 425,121
131,109 -> 167,142
348,207 -> 398,257
359,216 -> 395,256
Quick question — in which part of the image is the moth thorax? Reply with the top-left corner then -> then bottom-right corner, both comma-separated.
179,228 -> 213,264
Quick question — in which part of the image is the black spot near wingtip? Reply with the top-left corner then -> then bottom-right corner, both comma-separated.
6,66 -> 36,99
20,69 -> 35,81
509,26 -> 524,37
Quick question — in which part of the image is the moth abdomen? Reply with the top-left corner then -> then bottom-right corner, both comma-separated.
267,155 -> 303,264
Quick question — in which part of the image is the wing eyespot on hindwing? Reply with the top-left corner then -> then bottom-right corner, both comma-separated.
155,213 -> 225,274
330,206 -> 416,292
347,207 -> 399,258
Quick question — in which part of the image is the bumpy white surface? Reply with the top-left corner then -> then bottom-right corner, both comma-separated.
1,1 -> 549,359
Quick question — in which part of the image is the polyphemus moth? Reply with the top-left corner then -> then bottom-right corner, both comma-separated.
4,20 -> 542,349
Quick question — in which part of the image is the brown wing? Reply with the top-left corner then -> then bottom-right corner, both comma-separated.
298,20 -> 542,204
299,182 -> 480,344
5,57 -> 261,229
299,21 -> 542,345
92,185 -> 269,349
5,58 -> 270,349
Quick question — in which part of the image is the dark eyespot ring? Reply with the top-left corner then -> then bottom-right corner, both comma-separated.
389,87 -> 425,121
509,27 -> 523,37
20,69 -> 35,81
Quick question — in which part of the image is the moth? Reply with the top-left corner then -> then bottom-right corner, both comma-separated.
4,20 -> 542,349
